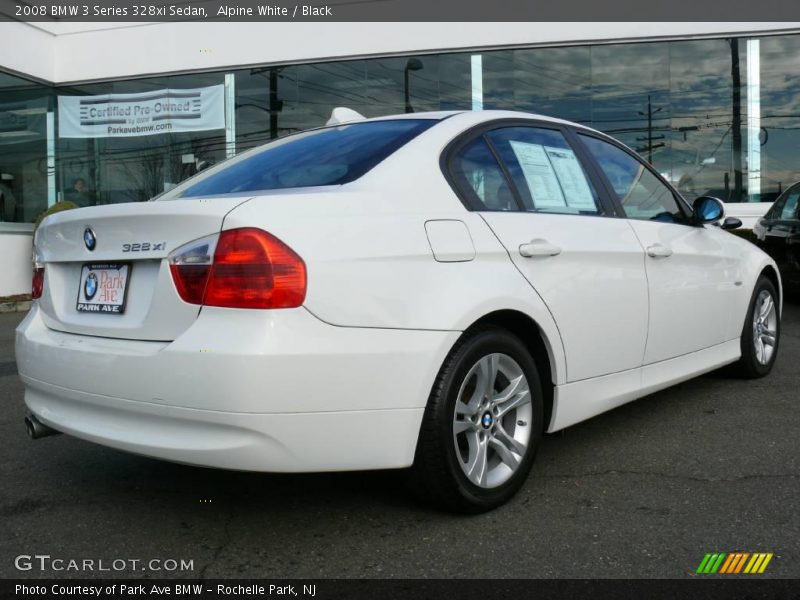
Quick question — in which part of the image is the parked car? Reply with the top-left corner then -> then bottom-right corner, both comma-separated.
16,110 -> 782,512
753,182 -> 800,293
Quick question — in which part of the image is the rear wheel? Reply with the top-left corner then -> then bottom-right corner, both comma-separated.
735,276 -> 780,378
412,327 -> 544,513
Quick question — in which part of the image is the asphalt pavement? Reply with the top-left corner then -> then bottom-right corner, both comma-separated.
1,302 -> 798,579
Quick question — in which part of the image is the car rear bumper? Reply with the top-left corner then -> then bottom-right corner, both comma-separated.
15,305 -> 458,471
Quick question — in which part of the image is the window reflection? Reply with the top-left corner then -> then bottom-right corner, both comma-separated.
668,38 -> 747,202
759,36 -> 800,201
3,33 -> 799,226
589,42 -> 671,170
56,73 -> 227,206
0,73 -> 51,223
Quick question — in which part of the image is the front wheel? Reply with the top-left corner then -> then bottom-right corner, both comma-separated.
735,275 -> 780,378
412,327 -> 544,513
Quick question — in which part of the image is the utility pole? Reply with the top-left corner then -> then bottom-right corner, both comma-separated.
636,95 -> 665,164
404,58 -> 424,113
268,68 -> 283,140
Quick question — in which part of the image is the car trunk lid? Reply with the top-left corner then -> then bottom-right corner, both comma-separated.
35,196 -> 253,341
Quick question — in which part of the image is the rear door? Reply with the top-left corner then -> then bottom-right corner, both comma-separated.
577,132 -> 742,364
35,195 -> 252,341
447,121 -> 649,382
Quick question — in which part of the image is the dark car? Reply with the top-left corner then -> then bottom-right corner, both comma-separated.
754,183 -> 800,293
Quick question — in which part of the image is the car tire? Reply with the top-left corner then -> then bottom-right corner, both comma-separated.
734,275 -> 780,378
412,326 -> 544,513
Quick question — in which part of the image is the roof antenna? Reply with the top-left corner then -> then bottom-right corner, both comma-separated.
326,107 -> 366,126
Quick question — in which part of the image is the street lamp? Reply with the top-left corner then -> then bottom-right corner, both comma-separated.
404,58 -> 424,114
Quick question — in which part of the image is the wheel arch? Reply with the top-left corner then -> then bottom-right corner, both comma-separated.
760,264 -> 783,316
463,309 -> 557,432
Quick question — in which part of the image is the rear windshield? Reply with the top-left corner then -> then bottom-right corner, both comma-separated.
165,119 -> 437,199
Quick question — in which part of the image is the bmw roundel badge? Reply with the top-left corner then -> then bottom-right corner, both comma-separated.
84,272 -> 98,301
84,227 -> 96,251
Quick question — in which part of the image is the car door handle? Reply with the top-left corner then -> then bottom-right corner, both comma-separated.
646,244 -> 673,258
519,239 -> 562,258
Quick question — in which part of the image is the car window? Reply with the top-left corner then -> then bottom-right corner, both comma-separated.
580,134 -> 687,224
766,192 -> 789,220
780,189 -> 800,220
449,137 -> 518,211
162,119 -> 437,199
486,127 -> 603,215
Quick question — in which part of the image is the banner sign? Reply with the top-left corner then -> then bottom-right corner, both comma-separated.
58,85 -> 225,138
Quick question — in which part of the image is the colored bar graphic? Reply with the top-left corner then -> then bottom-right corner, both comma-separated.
744,554 -> 762,573
758,553 -> 773,573
702,553 -> 721,574
719,554 -> 735,574
734,553 -> 750,573
697,553 -> 713,574
711,553 -> 726,573
699,552 -> 773,574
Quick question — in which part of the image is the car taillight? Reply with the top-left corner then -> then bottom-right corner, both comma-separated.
32,265 -> 45,300
169,232 -> 217,305
169,228 -> 306,309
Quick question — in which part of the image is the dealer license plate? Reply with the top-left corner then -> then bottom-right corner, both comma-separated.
76,263 -> 131,314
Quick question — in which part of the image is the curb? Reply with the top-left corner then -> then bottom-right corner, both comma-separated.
0,301 -> 31,314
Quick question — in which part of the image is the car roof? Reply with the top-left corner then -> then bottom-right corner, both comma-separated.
363,109 -> 566,123
361,109 -> 601,135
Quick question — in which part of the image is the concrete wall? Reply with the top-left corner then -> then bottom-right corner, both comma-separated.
0,232 -> 32,297
0,22 -> 55,82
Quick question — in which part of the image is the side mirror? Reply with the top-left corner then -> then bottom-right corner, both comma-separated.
721,216 -> 742,231
693,196 -> 725,224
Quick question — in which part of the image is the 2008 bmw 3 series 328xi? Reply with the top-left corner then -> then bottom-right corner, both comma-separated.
16,110 -> 782,512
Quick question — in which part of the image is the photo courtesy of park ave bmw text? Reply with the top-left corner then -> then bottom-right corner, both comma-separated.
0,0 -> 798,597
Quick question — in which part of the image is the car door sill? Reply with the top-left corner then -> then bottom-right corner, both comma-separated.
548,339 -> 741,432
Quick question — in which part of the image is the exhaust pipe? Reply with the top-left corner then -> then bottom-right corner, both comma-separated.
24,414 -> 61,439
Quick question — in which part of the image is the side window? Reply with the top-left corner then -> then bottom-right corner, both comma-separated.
580,134 -> 687,224
780,189 -> 800,220
449,137 -> 518,211
486,127 -> 603,215
766,193 -> 788,220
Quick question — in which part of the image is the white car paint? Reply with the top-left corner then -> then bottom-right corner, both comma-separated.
16,110 -> 781,473
481,211 -> 649,382
626,218 -> 745,364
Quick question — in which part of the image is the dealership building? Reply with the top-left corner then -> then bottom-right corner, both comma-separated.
1,20 -> 799,296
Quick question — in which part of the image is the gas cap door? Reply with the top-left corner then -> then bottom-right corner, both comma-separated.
424,220 -> 475,262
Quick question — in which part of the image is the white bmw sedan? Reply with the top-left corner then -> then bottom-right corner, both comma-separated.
16,110 -> 781,512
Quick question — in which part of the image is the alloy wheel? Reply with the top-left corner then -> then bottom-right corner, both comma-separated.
752,289 -> 778,365
452,353 -> 533,489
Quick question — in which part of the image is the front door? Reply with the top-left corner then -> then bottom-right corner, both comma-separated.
578,132 -> 742,364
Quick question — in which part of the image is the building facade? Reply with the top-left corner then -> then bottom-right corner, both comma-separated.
1,21 -> 799,295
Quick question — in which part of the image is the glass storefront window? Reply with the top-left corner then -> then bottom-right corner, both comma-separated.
3,31 -> 799,228
0,72 -> 52,225
56,72 -> 227,206
668,38 -> 748,202
590,42 -> 672,167
512,46 -> 591,122
759,35 -> 800,201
